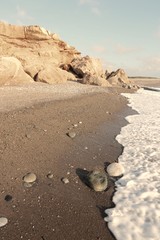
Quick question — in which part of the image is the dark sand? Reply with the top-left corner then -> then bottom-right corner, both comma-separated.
0,89 -> 134,240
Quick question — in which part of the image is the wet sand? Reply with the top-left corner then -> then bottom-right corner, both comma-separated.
0,86 -> 134,240
130,77 -> 160,88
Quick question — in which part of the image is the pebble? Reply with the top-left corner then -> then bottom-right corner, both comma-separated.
23,182 -> 33,188
61,177 -> 69,184
88,170 -> 108,192
67,131 -> 76,139
25,134 -> 31,139
78,121 -> 82,124
73,124 -> 78,127
0,217 -> 8,227
107,162 -> 125,177
23,173 -> 37,183
47,173 -> 54,179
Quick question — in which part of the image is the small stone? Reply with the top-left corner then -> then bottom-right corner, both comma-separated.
78,121 -> 82,124
73,124 -> 78,127
88,169 -> 108,192
67,131 -> 76,139
25,134 -> 31,139
0,217 -> 8,227
47,173 -> 53,179
23,173 -> 37,183
4,195 -> 12,202
107,162 -> 125,177
84,146 -> 88,150
61,177 -> 69,184
23,182 -> 33,188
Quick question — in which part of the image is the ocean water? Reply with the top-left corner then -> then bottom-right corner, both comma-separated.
105,88 -> 160,240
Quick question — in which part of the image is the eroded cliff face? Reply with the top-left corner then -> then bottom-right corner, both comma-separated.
0,22 -> 136,88
0,22 -> 81,68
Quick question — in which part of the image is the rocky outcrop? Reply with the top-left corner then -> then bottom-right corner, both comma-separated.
0,21 -> 134,88
0,56 -> 34,86
35,66 -> 75,84
106,69 -> 132,87
70,56 -> 105,78
79,73 -> 111,87
0,21 -> 80,70
0,21 -> 81,85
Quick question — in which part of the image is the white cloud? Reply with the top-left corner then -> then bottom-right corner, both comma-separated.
16,5 -> 26,17
115,44 -> 141,55
16,5 -> 33,23
122,56 -> 160,77
98,57 -> 118,72
92,45 -> 107,53
157,28 -> 160,38
142,56 -> 160,72
79,0 -> 99,5
91,7 -> 100,16
78,0 -> 101,15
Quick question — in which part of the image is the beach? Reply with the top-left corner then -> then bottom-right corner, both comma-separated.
0,82 -> 134,240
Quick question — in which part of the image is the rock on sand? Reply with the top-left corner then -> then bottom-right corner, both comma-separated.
107,162 -> 124,177
0,217 -> 8,227
88,169 -> 108,192
23,172 -> 37,183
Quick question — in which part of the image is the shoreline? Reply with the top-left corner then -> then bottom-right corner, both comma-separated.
0,88 -> 135,240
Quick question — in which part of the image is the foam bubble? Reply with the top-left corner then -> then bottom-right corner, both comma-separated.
105,88 -> 160,240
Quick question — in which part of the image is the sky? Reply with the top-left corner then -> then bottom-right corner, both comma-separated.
0,0 -> 160,77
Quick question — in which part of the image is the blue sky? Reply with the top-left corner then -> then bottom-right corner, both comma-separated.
1,0 -> 160,77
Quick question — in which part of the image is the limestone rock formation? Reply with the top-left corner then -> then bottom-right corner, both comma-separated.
71,56 -> 105,78
79,73 -> 111,87
106,68 -> 132,87
0,56 -> 34,86
35,66 -> 75,84
0,21 -> 133,88
0,21 -> 80,78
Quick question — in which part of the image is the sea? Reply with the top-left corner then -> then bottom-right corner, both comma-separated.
105,87 -> 160,240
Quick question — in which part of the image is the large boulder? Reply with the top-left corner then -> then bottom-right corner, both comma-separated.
106,69 -> 132,87
35,66 -> 75,84
0,57 -> 34,86
80,73 -> 111,87
71,56 -> 105,78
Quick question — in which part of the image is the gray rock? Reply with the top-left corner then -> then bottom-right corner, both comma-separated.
0,217 -> 8,227
25,134 -> 31,139
23,182 -> 34,188
107,162 -> 124,177
47,173 -> 54,179
67,131 -> 76,139
61,177 -> 69,184
23,172 -> 37,183
88,169 -> 108,192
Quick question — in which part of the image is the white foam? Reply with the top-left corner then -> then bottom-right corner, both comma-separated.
105,88 -> 160,240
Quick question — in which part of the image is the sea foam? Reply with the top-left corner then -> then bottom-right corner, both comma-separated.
105,88 -> 160,240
